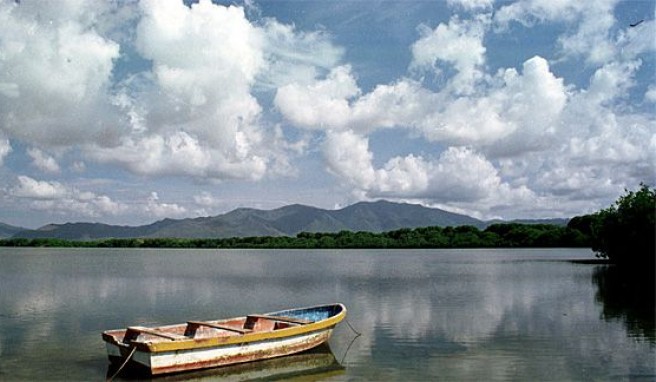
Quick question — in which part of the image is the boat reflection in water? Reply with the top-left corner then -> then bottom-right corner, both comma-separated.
107,344 -> 344,381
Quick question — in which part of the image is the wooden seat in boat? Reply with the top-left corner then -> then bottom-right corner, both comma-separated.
186,321 -> 251,335
124,326 -> 187,342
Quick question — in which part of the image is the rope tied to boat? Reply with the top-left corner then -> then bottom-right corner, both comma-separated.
340,318 -> 362,365
106,345 -> 137,382
345,317 -> 361,337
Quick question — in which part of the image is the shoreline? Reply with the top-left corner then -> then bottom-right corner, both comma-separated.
569,259 -> 613,265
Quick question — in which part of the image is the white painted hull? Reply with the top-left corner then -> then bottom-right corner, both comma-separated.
107,328 -> 333,375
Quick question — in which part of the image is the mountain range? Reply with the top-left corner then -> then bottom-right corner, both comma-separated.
2,200 -> 568,240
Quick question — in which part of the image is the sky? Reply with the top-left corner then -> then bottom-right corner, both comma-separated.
0,0 -> 654,229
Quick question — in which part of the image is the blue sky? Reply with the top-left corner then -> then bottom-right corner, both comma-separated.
0,0 -> 654,228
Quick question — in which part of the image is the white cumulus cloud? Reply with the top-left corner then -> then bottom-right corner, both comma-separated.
447,0 -> 493,11
0,0 -> 121,147
0,136 -> 10,166
8,175 -> 127,218
322,130 -> 536,217
11,176 -> 69,200
646,86 -> 656,103
27,148 -> 61,174
96,0 -> 268,180
145,192 -> 187,218
274,65 -> 361,130
410,16 -> 488,94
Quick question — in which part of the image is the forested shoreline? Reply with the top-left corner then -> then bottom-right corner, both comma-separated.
0,222 -> 589,249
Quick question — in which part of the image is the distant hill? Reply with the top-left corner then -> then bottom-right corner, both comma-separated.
0,223 -> 26,239
9,200 -> 569,241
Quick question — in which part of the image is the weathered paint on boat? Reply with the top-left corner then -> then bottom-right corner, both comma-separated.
106,343 -> 344,382
102,303 -> 346,375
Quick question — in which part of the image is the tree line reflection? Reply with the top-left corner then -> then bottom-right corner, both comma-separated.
593,265 -> 655,344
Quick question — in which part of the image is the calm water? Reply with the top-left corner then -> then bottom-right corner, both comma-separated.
0,248 -> 653,381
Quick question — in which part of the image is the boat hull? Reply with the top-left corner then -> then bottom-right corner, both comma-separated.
107,327 -> 334,375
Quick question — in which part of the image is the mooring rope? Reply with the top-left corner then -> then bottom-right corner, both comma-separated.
345,317 -> 361,337
339,317 -> 362,365
106,346 -> 137,382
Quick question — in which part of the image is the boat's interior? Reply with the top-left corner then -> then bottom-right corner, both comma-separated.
108,314 -> 314,344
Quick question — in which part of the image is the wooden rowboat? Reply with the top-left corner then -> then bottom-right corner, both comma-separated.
102,303 -> 346,376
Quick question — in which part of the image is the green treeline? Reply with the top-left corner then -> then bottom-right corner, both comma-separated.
585,184 -> 655,269
0,223 -> 590,249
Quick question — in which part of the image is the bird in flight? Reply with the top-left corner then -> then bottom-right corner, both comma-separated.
629,20 -> 644,27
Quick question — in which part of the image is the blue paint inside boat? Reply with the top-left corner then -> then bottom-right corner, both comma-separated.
271,304 -> 342,323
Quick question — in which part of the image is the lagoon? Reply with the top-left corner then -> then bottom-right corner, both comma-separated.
0,248 -> 653,381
